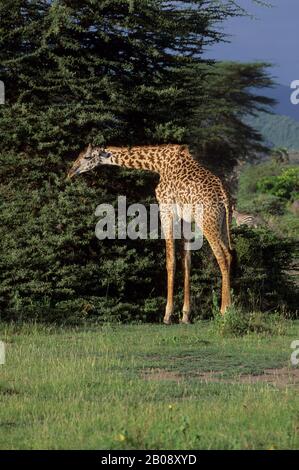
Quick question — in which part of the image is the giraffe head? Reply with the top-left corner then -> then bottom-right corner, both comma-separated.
67,144 -> 113,179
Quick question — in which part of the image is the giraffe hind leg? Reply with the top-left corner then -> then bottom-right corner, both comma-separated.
220,239 -> 232,272
220,210 -> 233,283
205,231 -> 232,315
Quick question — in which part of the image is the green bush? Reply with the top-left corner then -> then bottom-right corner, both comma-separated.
238,161 -> 283,199
257,167 -> 299,200
230,226 -> 298,315
213,306 -> 287,337
1,168 -> 298,324
0,149 -> 164,324
241,193 -> 285,216
267,213 -> 299,240
237,161 -> 299,237
237,161 -> 286,213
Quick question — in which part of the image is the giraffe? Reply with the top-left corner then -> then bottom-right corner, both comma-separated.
68,143 -> 232,323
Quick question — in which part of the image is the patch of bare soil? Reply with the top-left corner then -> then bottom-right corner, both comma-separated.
248,367 -> 299,387
143,368 -> 183,382
198,367 -> 299,388
143,367 -> 299,388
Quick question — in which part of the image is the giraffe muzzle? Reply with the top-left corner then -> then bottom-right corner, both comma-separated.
67,167 -> 81,179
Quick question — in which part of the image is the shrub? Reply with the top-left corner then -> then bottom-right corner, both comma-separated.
230,226 -> 298,315
0,152 -> 298,324
237,161 -> 283,201
213,306 -> 286,337
0,150 -> 164,324
256,167 -> 299,200
239,193 -> 285,216
236,161 -> 299,237
181,226 -> 298,321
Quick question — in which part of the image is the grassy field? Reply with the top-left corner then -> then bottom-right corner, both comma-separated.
0,321 -> 299,450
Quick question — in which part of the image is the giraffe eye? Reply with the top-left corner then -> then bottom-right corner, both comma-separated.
101,152 -> 111,159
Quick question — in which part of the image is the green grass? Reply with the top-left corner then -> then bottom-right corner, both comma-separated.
0,321 -> 299,449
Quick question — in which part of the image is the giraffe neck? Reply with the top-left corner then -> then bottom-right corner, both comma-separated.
103,145 -> 185,174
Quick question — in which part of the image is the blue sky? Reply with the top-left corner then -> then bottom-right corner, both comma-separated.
205,0 -> 299,86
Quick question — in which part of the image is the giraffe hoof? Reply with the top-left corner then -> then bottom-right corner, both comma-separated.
180,319 -> 191,325
163,318 -> 173,325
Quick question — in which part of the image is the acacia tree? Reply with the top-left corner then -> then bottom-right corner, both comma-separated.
189,61 -> 275,177
0,0 -> 283,322
0,0 -> 244,152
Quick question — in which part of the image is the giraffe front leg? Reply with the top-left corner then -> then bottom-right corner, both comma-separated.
159,203 -> 176,325
164,237 -> 176,324
181,238 -> 191,324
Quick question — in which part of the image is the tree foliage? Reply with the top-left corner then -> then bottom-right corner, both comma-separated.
257,167 -> 299,200
0,0 -> 241,151
1,0 -> 291,323
189,61 -> 274,175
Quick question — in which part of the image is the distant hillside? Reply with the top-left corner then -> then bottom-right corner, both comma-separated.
262,84 -> 299,122
244,83 -> 299,150
244,112 -> 299,150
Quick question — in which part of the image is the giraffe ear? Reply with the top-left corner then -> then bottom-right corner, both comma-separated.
86,143 -> 92,156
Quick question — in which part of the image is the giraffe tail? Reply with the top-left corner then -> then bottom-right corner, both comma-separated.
224,200 -> 233,252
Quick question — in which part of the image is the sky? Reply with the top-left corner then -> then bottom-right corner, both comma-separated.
205,0 -> 299,86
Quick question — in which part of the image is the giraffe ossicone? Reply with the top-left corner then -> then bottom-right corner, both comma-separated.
68,144 -> 233,321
